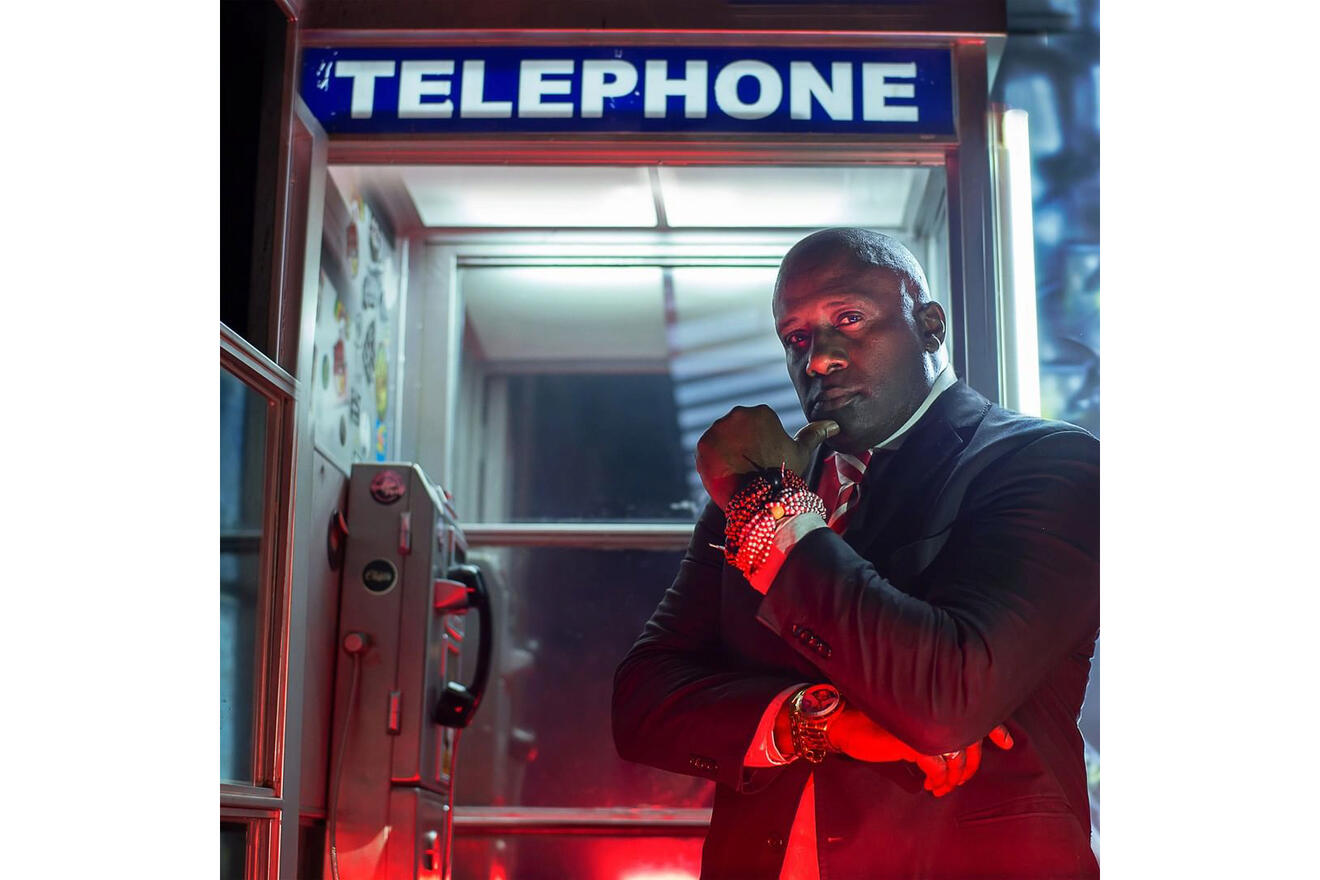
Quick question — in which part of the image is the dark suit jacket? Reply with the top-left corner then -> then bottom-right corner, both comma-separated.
613,381 -> 1100,879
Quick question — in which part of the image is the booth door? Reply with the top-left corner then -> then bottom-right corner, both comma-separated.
222,94 -> 329,880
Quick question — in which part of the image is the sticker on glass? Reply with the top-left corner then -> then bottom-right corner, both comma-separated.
369,469 -> 406,505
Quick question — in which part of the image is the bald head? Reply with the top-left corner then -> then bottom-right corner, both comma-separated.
776,227 -> 932,306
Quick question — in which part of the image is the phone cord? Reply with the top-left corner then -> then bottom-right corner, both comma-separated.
329,651 -> 363,880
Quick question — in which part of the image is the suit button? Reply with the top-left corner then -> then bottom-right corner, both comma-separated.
767,835 -> 785,850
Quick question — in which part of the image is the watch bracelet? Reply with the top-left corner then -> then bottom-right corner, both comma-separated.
789,692 -> 836,764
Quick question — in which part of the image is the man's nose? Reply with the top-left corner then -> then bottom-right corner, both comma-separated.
805,334 -> 848,377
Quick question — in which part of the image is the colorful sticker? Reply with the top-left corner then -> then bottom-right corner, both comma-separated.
368,217 -> 383,264
346,220 -> 359,278
369,469 -> 406,505
358,412 -> 372,459
375,419 -> 388,461
375,346 -> 389,420
361,321 -> 377,378
362,270 -> 382,311
333,338 -> 347,399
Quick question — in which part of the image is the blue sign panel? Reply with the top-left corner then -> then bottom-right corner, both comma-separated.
301,46 -> 954,136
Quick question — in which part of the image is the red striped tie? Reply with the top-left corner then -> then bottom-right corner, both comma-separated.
826,450 -> 872,534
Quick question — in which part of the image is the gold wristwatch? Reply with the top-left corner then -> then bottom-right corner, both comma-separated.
789,684 -> 844,763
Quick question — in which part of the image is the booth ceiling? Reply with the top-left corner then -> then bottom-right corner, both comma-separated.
333,164 -> 935,230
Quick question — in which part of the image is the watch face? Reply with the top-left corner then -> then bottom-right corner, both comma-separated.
800,684 -> 841,718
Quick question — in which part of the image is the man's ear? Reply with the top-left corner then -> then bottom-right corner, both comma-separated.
917,301 -> 946,349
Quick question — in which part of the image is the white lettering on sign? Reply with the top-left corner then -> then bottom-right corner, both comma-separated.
790,61 -> 853,121
644,59 -> 708,119
713,60 -> 782,120
862,62 -> 919,122
335,60 -> 396,119
580,60 -> 638,119
324,56 -> 924,124
399,60 -> 455,118
460,60 -> 513,118
518,59 -> 575,118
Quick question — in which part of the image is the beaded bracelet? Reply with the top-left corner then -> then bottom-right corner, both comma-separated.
722,466 -> 827,577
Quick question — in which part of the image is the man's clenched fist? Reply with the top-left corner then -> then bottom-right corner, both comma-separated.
695,404 -> 839,509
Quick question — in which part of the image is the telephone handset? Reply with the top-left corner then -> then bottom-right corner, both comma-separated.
433,563 -> 493,729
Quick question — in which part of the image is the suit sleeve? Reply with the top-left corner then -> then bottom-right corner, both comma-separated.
756,430 -> 1100,755
612,500 -> 806,792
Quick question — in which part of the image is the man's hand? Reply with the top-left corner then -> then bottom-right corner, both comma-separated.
824,706 -> 1014,797
695,405 -> 838,509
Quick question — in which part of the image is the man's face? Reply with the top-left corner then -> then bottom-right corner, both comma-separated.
772,256 -> 936,455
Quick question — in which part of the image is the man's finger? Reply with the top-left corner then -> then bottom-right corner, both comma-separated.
792,420 -> 840,458
943,750 -> 968,788
915,754 -> 948,793
988,725 -> 1014,750
960,741 -> 983,786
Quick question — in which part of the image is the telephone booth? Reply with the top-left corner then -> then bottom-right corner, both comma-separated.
219,3 -> 1047,879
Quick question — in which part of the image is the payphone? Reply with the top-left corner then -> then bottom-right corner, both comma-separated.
326,463 -> 492,880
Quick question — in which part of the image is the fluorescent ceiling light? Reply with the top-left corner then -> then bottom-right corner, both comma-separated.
403,166 -> 656,227
657,166 -> 924,228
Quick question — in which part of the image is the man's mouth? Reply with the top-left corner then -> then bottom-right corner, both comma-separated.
809,388 -> 861,418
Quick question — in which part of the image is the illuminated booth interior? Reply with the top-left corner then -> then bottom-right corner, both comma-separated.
219,2 -> 1097,878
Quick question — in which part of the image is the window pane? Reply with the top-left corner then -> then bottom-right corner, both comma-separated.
220,821 -> 248,880
454,265 -> 805,522
454,835 -> 703,880
454,547 -> 713,810
220,368 -> 269,783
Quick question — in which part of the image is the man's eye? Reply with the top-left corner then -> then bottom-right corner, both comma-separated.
838,312 -> 864,326
783,332 -> 808,349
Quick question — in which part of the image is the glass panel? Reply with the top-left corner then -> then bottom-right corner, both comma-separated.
453,547 -> 713,810
220,821 -> 248,880
454,835 -> 703,880
453,265 -> 806,522
220,368 -> 269,783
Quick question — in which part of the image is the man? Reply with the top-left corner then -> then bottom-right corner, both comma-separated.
612,228 -> 1099,879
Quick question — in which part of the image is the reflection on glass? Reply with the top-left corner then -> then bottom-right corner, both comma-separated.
453,547 -> 713,811
454,835 -> 702,880
220,368 -> 269,783
504,373 -> 691,520
220,821 -> 247,880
